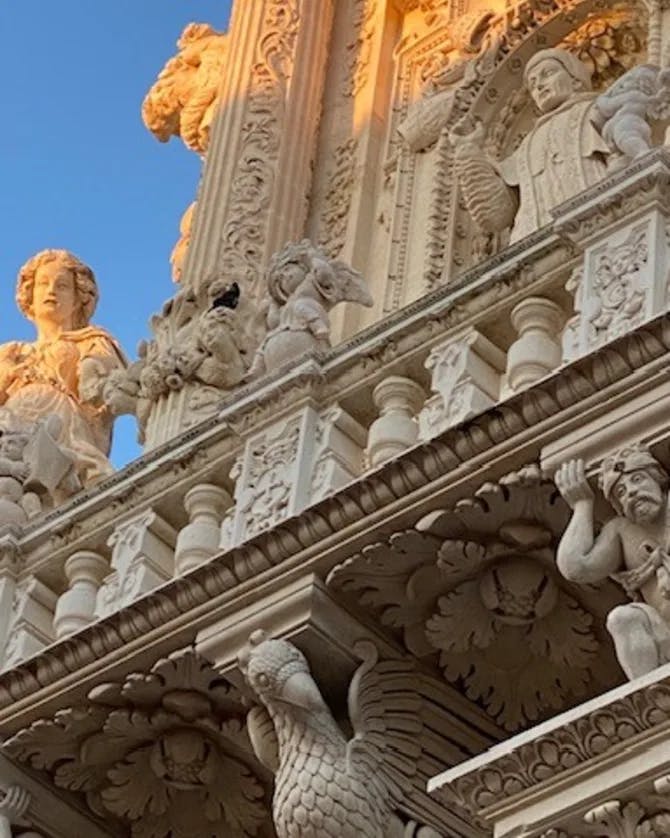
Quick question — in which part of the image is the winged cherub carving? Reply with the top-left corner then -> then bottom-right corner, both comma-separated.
239,630 -> 475,838
249,241 -> 373,377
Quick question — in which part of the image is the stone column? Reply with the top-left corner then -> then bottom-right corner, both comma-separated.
175,484 -> 231,574
367,376 -> 424,467
506,297 -> 564,393
184,0 -> 337,299
53,551 -> 108,639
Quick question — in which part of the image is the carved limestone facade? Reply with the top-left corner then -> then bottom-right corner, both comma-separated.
9,2 -> 670,838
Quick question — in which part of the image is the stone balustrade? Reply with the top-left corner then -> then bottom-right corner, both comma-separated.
1,151 -> 667,670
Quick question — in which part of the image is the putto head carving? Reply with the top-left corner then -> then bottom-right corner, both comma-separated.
600,443 -> 669,521
17,249 -> 98,330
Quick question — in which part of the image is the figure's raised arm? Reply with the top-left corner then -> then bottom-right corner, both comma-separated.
555,459 -> 622,583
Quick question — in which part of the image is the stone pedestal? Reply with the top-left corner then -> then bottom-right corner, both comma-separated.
367,376 -> 424,467
2,577 -> 57,670
175,483 -> 231,574
54,551 -> 108,638
506,297 -> 565,392
556,150 -> 670,363
96,510 -> 177,618
418,328 -> 505,440
221,403 -> 365,548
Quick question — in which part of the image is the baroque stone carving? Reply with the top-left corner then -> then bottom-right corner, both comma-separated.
4,314 -> 670,709
142,22 -> 227,155
105,278 -> 256,444
95,508 -> 177,619
0,250 -> 126,488
142,23 -> 227,284
219,0 -> 300,300
4,649 -> 268,838
584,799 -> 670,837
398,9 -> 497,153
418,328 -> 504,439
437,676 -> 670,817
451,48 -> 612,243
239,630 -> 484,837
329,465 -> 602,729
555,445 -> 670,680
250,241 -> 372,377
592,65 -> 670,163
0,786 -> 31,838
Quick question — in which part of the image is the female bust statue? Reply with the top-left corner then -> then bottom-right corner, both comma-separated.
0,249 -> 126,485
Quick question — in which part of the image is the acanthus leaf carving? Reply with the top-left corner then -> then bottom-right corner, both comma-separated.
330,465 -> 604,729
3,648 -> 269,838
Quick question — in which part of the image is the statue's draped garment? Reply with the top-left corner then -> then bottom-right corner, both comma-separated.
500,93 -> 611,242
0,326 -> 125,482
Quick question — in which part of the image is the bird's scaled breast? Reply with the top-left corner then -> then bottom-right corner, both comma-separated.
273,758 -> 387,838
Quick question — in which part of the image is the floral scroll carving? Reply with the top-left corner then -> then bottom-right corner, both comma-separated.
219,0 -> 300,301
3,649 -> 269,838
329,465 -> 606,729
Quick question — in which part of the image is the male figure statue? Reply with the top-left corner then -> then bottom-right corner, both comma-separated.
555,446 -> 670,679
453,48 -> 611,242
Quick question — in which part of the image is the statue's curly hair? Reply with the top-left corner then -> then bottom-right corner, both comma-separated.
16,249 -> 98,329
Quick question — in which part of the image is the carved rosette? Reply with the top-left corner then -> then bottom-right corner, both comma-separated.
3,649 -> 270,838
329,465 -> 611,730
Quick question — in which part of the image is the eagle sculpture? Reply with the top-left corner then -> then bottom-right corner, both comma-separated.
239,630 -> 486,838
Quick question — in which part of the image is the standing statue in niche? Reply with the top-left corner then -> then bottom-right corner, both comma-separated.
0,250 -> 126,488
555,446 -> 670,680
452,49 -> 670,243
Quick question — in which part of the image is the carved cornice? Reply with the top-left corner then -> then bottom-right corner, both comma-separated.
553,149 -> 670,244
12,230 -> 571,575
429,666 -> 670,822
3,312 -> 670,712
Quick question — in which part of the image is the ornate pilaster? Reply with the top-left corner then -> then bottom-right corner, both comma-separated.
185,0 -> 336,301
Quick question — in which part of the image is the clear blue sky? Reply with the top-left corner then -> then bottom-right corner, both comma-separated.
0,1 -> 233,467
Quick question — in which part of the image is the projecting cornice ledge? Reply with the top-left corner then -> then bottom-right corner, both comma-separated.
1,312 -> 670,716
429,662 -> 670,837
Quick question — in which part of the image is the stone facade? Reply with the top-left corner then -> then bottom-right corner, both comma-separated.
4,1 -> 670,836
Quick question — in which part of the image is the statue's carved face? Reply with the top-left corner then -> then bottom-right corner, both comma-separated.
33,261 -> 77,329
526,58 -> 576,114
613,469 -> 665,523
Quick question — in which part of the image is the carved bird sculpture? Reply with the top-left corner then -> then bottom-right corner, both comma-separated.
239,630 -> 482,838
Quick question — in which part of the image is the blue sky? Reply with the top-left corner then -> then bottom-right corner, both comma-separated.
0,1 -> 233,466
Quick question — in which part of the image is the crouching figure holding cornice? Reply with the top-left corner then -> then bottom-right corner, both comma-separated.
555,446 -> 670,680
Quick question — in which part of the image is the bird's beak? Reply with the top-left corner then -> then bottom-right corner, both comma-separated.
276,671 -> 323,712
344,276 -> 373,307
